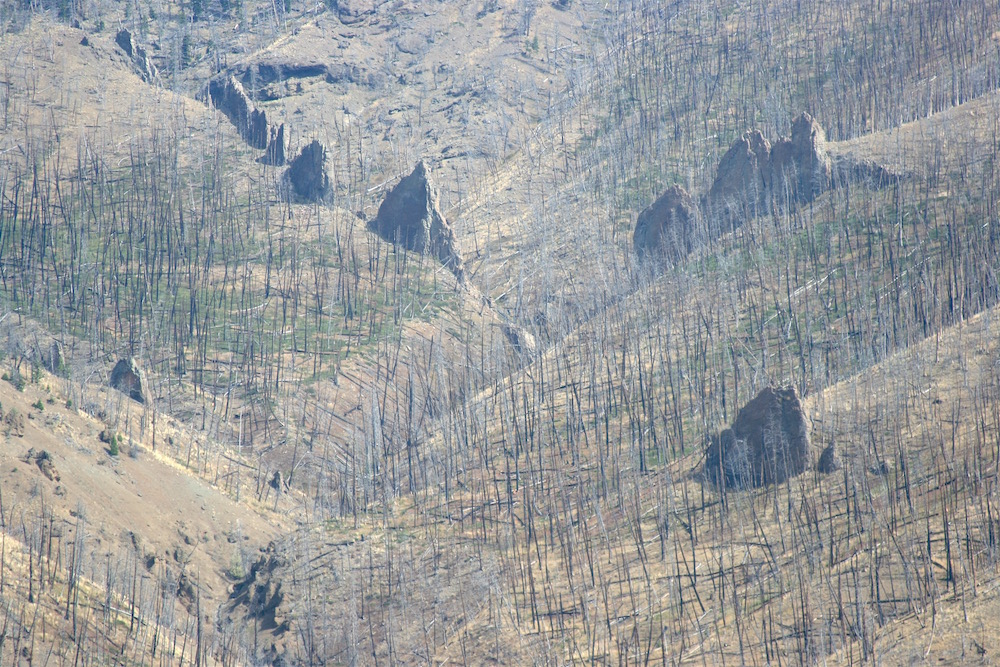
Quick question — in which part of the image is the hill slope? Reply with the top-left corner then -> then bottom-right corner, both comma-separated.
2,0 -> 1000,664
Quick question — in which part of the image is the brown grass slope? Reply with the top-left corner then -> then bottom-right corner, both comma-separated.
0,355 -> 279,663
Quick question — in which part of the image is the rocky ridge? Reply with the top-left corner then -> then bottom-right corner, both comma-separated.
209,75 -> 286,165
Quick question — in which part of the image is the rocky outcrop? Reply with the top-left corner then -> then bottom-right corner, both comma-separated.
632,184 -> 701,260
240,61 -> 330,87
235,60 -> 334,102
37,340 -> 66,376
209,76 -> 286,163
501,321 -> 537,357
705,386 -> 811,488
115,29 -> 158,83
286,140 -> 331,202
110,358 -> 145,404
235,60 -> 380,98
36,450 -> 59,481
330,0 -> 385,24
833,156 -> 903,189
707,113 -> 832,227
708,129 -> 772,226
24,449 -> 59,482
4,408 -> 25,437
229,550 -> 289,633
768,112 -> 832,204
176,572 -> 197,614
48,340 -> 65,374
326,62 -> 382,89
371,161 -> 465,280
816,442 -> 841,473
263,123 -> 286,166
208,76 -> 264,148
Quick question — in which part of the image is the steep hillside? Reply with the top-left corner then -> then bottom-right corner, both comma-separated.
2,0 -> 1000,664
0,346 -> 279,663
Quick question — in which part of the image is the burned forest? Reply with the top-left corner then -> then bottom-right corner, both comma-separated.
2,0 -> 1000,664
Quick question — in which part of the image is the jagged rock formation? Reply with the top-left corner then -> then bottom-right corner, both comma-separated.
263,123 -> 286,166
768,112 -> 832,203
229,550 -> 288,633
632,184 -> 702,260
705,386 -> 811,488
708,129 -> 772,226
286,140 -> 331,202
115,29 -> 158,83
371,160 -> 465,280
209,76 -> 286,163
110,358 -> 145,404
637,113 -> 902,265
707,113 -> 832,227
209,76 -> 263,147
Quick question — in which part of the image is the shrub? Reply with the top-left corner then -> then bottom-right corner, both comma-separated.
3,371 -> 25,392
101,428 -> 122,456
